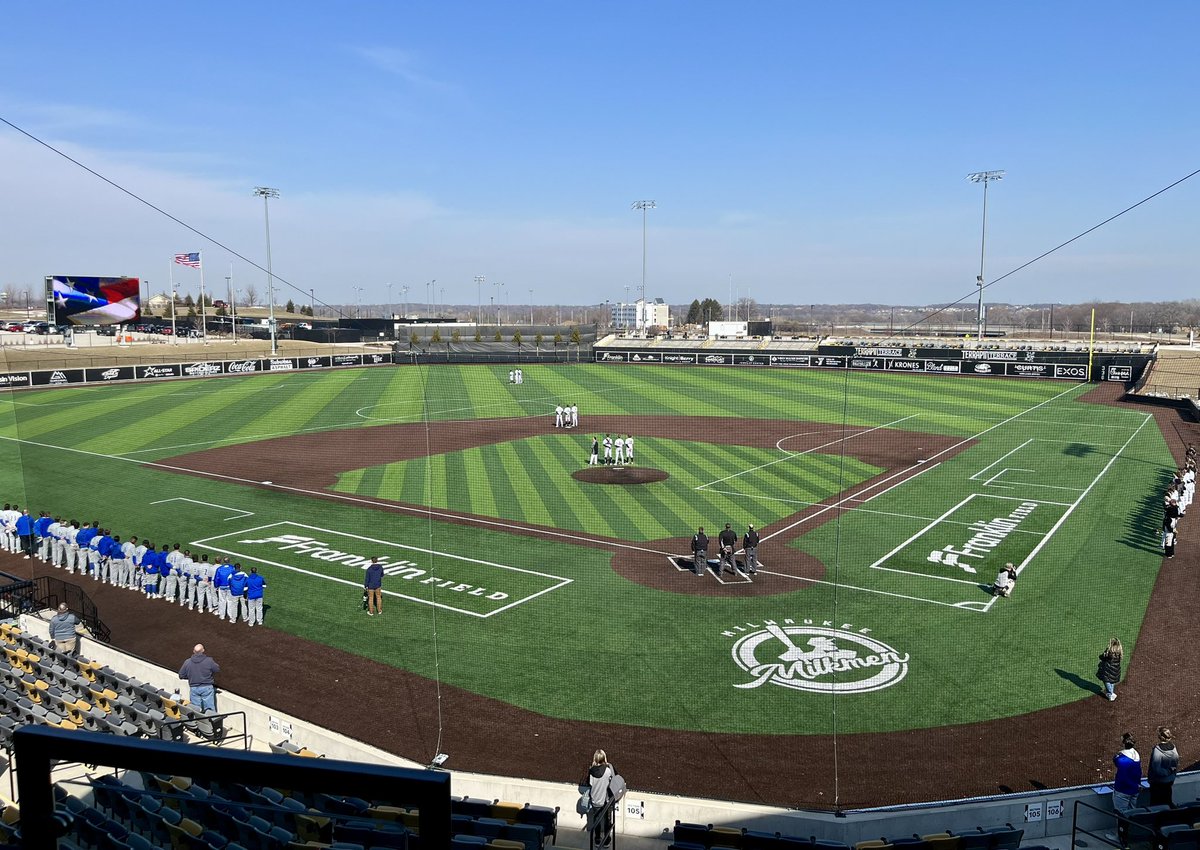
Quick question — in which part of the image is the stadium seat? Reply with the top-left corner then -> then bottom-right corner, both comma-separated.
811,840 -> 852,850
979,825 -> 1021,850
490,802 -> 523,824
166,817 -> 205,850
500,823 -> 542,850
919,834 -> 961,850
455,798 -> 495,820
1161,825 -> 1200,850
670,842 -> 708,850
516,805 -> 557,845
675,822 -> 711,846
948,832 -> 990,850
472,818 -> 508,840
710,826 -> 743,848
742,831 -> 784,850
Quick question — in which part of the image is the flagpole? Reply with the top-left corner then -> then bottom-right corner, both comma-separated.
169,258 -> 177,343
199,251 -> 207,345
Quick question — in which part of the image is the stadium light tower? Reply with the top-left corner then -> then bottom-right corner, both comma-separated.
474,275 -> 485,327
967,171 -> 1004,342
252,186 -> 280,355
631,200 -> 656,335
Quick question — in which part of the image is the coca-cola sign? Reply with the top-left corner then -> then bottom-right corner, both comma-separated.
225,360 -> 260,374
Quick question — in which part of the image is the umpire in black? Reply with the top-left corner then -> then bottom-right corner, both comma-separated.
718,523 -> 738,573
743,523 -> 760,574
690,527 -> 708,576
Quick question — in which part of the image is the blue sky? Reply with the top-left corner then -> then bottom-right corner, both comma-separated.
1,3 -> 1197,311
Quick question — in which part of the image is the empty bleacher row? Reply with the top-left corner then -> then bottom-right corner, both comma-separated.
669,822 -> 1032,850
0,620 -> 221,747
0,771 -> 559,850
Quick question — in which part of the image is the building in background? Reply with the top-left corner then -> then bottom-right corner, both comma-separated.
611,298 -> 669,332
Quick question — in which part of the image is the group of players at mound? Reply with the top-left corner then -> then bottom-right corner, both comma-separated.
588,434 -> 634,466
690,522 -> 760,578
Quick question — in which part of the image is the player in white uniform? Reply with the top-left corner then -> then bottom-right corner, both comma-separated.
131,538 -> 148,590
179,550 -> 196,607
508,370 -> 515,384
118,537 -> 137,589
603,434 -> 613,464
0,505 -> 17,553
554,405 -> 565,428
571,404 -> 579,428
614,435 -> 626,465
516,368 -> 523,384
63,521 -> 80,574
624,435 -> 634,464
164,544 -> 184,603
47,517 -> 63,567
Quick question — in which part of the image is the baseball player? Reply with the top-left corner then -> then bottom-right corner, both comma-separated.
192,554 -> 213,612
624,434 -> 634,464
64,521 -> 81,574
245,566 -> 267,627
691,527 -> 709,576
0,504 -> 15,553
140,540 -> 159,597
34,512 -> 53,562
47,516 -> 63,567
603,434 -> 613,464
228,563 -> 249,623
516,368 -> 524,384
571,403 -> 579,428
204,555 -> 220,613
118,536 -> 137,589
93,528 -> 115,584
614,435 -> 626,465
213,558 -> 235,619
743,524 -> 760,574
589,436 -> 599,466
131,537 -> 149,590
179,550 -> 195,607
508,369 -> 515,384
718,523 -> 738,573
164,544 -> 184,603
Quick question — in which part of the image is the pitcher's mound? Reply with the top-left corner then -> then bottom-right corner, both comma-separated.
572,466 -> 668,485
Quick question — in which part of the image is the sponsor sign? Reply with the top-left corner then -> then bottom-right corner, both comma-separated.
963,349 -> 1020,361
363,353 -> 391,365
1054,364 -> 1088,380
1007,362 -> 1052,378
924,360 -> 960,373
811,355 -> 845,368
330,354 -> 363,368
265,358 -> 297,372
31,368 -> 85,386
849,357 -> 881,370
769,354 -> 811,367
725,618 -> 909,694
193,522 -> 571,618
972,362 -> 994,374
0,372 -> 31,388
301,356 -> 331,369
700,353 -> 732,365
85,366 -> 135,383
734,354 -> 767,366
629,352 -> 662,363
853,346 -> 903,357
661,353 -> 696,364
225,359 -> 260,374
180,361 -> 223,378
1106,364 -> 1133,382
597,351 -> 627,363
136,364 -> 182,380
886,359 -> 922,371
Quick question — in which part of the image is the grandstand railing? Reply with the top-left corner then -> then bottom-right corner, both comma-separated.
161,709 -> 249,750
14,724 -> 452,849
1071,798 -> 1156,850
0,573 -> 110,643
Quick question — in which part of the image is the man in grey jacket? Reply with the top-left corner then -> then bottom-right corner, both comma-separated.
49,603 -> 80,655
178,644 -> 221,713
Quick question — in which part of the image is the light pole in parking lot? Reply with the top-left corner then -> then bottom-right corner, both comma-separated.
253,186 -> 280,355
170,290 -> 178,343
631,200 -> 656,335
967,170 -> 1004,342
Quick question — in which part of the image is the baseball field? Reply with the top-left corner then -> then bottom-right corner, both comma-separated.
0,361 -> 1179,805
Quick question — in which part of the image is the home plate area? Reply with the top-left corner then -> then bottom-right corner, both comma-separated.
667,554 -> 759,584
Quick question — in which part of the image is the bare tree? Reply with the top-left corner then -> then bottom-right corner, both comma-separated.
244,284 -> 259,307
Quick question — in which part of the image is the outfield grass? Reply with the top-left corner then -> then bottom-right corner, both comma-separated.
0,363 -> 1170,735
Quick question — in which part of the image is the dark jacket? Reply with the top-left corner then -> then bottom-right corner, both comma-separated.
364,562 -> 384,589
179,652 -> 220,687
718,528 -> 737,550
1097,650 -> 1122,684
49,611 -> 79,641
744,529 -> 760,548
1149,743 -> 1179,785
691,532 -> 708,553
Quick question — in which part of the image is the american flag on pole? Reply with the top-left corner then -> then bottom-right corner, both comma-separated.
174,252 -> 201,269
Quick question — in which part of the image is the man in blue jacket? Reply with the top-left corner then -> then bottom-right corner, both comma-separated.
74,521 -> 97,576
15,509 -> 33,559
33,512 -> 52,562
141,540 -> 160,598
227,563 -> 248,624
245,566 -> 267,627
213,559 -> 235,620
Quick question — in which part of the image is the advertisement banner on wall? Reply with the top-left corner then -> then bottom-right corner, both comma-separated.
265,358 -> 297,372
135,364 -> 182,380
0,372 -> 32,388
180,361 -> 223,378
1054,364 -> 1088,380
699,353 -> 732,365
224,359 -> 261,375
629,352 -> 662,363
885,359 -> 923,371
1007,362 -> 1053,378
330,354 -> 363,368
31,369 -> 85,386
924,360 -> 961,373
1106,365 -> 1133,382
734,354 -> 769,366
811,356 -> 846,368
85,366 -> 137,383
364,353 -> 391,365
299,355 -> 331,369
769,354 -> 811,367
662,353 -> 696,364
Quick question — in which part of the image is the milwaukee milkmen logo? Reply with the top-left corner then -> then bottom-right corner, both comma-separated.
725,619 -> 909,694
926,501 -> 1037,573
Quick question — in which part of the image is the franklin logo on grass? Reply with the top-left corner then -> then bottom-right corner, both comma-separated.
727,621 -> 909,694
926,501 -> 1038,574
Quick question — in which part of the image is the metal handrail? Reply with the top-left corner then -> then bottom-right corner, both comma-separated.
1072,797 -> 1158,850
160,709 -> 249,750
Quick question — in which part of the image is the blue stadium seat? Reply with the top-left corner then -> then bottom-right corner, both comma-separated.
501,823 -> 543,850
742,831 -> 785,850
455,798 -> 496,820
675,822 -> 710,846
516,804 -> 558,845
1160,825 -> 1200,850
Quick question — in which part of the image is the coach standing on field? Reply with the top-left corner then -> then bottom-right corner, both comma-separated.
364,557 -> 384,616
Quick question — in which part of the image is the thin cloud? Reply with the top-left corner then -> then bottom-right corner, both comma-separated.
348,45 -> 455,92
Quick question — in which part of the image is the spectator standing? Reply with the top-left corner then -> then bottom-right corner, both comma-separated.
691,527 -> 709,576
1112,732 -> 1142,818
245,566 -> 267,627
364,557 -> 384,616
178,644 -> 220,713
583,749 -> 615,846
1097,638 -> 1123,702
743,524 -> 760,574
1148,727 -> 1179,806
48,603 -> 80,655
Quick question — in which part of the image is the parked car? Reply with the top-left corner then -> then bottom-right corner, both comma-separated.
3,323 -> 23,332
95,325 -> 117,336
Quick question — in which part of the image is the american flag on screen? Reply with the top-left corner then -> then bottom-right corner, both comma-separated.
174,252 -> 201,268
